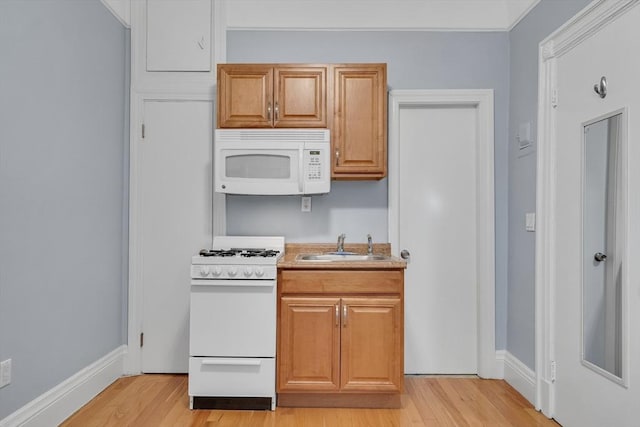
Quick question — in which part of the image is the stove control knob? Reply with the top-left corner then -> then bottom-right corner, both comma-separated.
254,267 -> 265,277
243,267 -> 253,277
227,266 -> 238,277
211,266 -> 222,277
199,266 -> 210,277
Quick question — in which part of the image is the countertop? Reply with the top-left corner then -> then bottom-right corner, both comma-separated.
278,243 -> 407,270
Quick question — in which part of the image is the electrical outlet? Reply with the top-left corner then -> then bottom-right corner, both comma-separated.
301,196 -> 311,212
0,359 -> 11,388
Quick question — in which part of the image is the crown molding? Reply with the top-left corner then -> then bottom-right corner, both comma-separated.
100,0 -> 131,28
224,0 -> 538,32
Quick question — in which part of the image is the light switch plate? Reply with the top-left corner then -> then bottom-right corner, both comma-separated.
525,212 -> 536,232
518,121 -> 533,149
0,359 -> 11,388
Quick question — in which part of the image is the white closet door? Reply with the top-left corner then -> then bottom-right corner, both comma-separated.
139,99 -> 212,373
399,105 -> 479,374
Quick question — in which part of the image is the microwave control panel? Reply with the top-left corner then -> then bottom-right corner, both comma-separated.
304,150 -> 323,181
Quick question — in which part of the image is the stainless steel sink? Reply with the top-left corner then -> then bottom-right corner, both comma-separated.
297,253 -> 391,262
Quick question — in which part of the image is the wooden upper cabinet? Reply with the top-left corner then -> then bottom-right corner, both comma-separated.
217,64 -> 327,128
332,64 -> 387,179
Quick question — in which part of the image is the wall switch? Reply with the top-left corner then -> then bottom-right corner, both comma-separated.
525,212 -> 536,232
301,196 -> 311,212
0,359 -> 11,388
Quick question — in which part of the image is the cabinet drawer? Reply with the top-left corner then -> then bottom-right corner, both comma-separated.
188,357 -> 275,397
279,270 -> 403,294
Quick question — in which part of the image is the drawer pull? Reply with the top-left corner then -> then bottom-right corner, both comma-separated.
343,304 -> 348,327
201,359 -> 262,367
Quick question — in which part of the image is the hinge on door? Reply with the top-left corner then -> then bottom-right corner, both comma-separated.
551,89 -> 559,108
141,123 -> 145,139
550,360 -> 556,382
140,332 -> 144,348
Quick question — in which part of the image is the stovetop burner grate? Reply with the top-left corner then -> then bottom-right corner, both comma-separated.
199,249 -> 241,257
241,249 -> 280,258
198,248 -> 281,258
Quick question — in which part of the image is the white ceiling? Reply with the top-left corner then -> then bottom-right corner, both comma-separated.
224,0 -> 541,31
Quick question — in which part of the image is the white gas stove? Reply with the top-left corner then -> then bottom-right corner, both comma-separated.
190,236 -> 284,281
188,236 -> 284,411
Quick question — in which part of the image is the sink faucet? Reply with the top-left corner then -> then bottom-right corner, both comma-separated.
337,233 -> 346,253
367,234 -> 374,254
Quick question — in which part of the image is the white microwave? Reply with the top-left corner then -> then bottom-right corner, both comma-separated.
214,129 -> 331,195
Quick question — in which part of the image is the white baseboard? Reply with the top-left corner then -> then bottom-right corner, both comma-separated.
0,345 -> 126,427
494,349 -> 506,378
503,351 -> 536,405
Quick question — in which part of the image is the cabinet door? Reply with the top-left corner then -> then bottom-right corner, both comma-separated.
146,0 -> 211,72
332,64 -> 387,179
278,297 -> 341,391
217,65 -> 273,128
274,66 -> 327,128
340,297 -> 402,392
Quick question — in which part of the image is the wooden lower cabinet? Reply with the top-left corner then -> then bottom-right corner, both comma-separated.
277,269 -> 404,408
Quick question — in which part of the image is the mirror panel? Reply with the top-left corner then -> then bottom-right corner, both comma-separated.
582,112 -> 624,381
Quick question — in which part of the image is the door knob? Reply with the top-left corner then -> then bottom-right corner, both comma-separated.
400,249 -> 410,260
594,252 -> 607,262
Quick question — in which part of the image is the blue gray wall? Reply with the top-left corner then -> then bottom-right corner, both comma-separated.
507,0 -> 592,370
0,0 -> 128,418
226,31 -> 510,350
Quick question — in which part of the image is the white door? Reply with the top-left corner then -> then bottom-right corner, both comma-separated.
552,3 -> 640,425
389,91 -> 495,376
138,100 -> 213,373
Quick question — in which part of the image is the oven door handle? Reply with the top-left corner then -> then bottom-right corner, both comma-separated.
191,279 -> 275,287
201,358 -> 263,367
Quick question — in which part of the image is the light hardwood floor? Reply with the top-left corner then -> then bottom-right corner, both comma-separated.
61,375 -> 559,426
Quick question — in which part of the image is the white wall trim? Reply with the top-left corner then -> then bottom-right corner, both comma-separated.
504,351 -> 537,405
0,346 -> 126,427
535,0 -> 640,417
223,0 -> 538,32
213,0 -> 227,236
495,349 -> 506,378
507,0 -> 542,31
388,89 -> 497,379
100,0 -> 131,28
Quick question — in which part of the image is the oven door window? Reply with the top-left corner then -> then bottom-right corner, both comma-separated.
225,154 -> 291,180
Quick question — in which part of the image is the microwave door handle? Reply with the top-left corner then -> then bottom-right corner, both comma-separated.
298,146 -> 304,193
